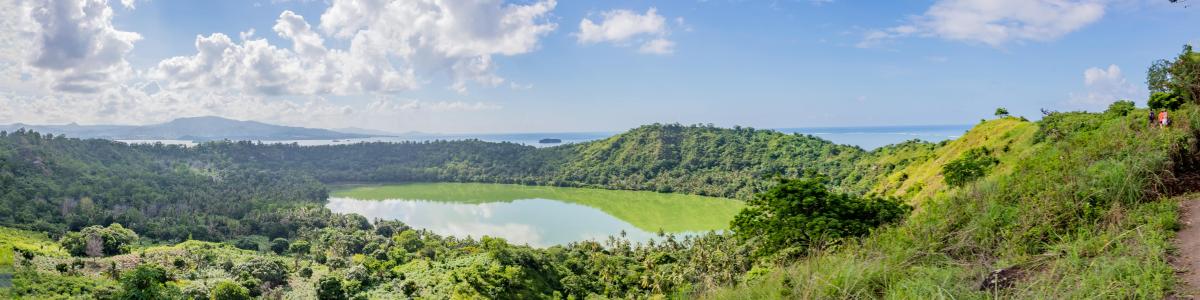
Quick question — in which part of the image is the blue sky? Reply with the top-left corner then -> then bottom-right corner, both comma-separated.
1,0 -> 1198,133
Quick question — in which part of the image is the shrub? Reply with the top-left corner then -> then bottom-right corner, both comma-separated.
270,238 -> 290,254
59,223 -> 139,257
114,264 -> 179,300
233,238 -> 259,251
210,281 -> 252,300
232,257 -> 288,287
289,240 -> 311,256
1106,100 -> 1136,116
942,147 -> 999,187
316,276 -> 347,300
1148,91 -> 1184,110
730,177 -> 911,257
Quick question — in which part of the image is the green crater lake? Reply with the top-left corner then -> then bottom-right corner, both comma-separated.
326,183 -> 744,247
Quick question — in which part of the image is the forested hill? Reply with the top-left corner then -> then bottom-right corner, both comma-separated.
554,124 -> 866,198
196,123 -> 870,199
0,130 -> 328,241
0,123 -> 873,242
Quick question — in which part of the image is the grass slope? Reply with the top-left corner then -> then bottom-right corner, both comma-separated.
871,117 -> 1037,202
704,107 -> 1199,298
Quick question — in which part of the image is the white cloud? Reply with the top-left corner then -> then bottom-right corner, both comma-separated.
1067,64 -> 1143,110
859,0 -> 1106,48
320,0 -> 557,93
577,8 -> 676,55
638,38 -> 675,55
14,0 -> 142,93
151,0 -> 557,96
366,98 -> 502,113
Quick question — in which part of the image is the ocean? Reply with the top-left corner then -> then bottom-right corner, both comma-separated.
117,125 -> 973,150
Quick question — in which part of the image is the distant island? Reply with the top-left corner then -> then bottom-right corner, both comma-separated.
539,138 -> 562,144
0,116 -> 377,141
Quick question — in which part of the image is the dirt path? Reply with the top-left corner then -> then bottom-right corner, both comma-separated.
1175,198 -> 1200,296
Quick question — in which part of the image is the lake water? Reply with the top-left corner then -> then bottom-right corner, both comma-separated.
325,183 -> 744,247
117,125 -> 970,150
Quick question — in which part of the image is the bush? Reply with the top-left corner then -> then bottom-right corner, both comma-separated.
210,280 -> 252,300
289,240 -> 311,256
730,177 -> 911,257
59,223 -> 139,257
1106,100 -> 1136,116
1148,91 -> 1184,110
233,238 -> 259,251
114,264 -> 179,300
232,257 -> 289,287
270,238 -> 290,254
942,147 -> 999,187
316,276 -> 347,300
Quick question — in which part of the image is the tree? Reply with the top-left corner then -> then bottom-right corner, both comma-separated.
233,238 -> 259,251
232,257 -> 289,287
1147,45 -> 1200,104
210,281 -> 251,300
730,177 -> 911,257
114,264 -> 179,300
60,224 -> 140,257
270,238 -> 290,254
994,107 -> 1010,117
1106,100 -> 1136,116
1149,91 -> 1185,110
942,147 -> 999,187
316,276 -> 347,300
289,240 -> 311,256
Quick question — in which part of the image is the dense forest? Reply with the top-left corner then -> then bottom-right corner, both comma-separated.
201,123 -> 867,199
2,44 -> 1200,299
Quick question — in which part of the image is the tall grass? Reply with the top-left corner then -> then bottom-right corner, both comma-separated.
703,106 -> 1200,299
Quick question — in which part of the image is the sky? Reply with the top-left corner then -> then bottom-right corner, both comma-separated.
0,0 -> 1197,134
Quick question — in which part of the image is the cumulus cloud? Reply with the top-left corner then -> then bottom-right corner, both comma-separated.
151,0 -> 557,96
319,0 -> 557,93
12,0 -> 142,93
859,0 -> 1106,48
577,8 -> 676,55
1067,64 -> 1143,110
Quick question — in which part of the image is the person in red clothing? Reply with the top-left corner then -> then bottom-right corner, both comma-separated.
1159,110 -> 1170,128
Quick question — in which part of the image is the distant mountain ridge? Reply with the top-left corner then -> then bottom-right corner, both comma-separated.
0,116 -> 377,141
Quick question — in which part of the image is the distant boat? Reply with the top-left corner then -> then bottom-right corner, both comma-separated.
539,138 -> 562,144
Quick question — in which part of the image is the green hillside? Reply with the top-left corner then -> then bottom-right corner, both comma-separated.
703,106 -> 1200,298
555,124 -> 865,199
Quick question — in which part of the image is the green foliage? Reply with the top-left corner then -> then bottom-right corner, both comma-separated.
114,264 -> 180,300
1149,91 -> 1184,110
289,240 -> 311,255
707,104 -> 1198,298
941,147 -> 999,187
210,280 -> 251,300
0,130 -> 329,242
59,223 -> 138,257
995,107 -> 1009,117
316,276 -> 347,300
232,257 -> 288,287
1148,44 -> 1200,103
11,268 -> 118,298
270,238 -> 290,254
731,178 -> 910,257
1106,100 -> 1136,116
